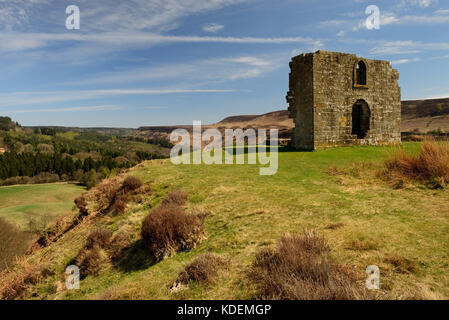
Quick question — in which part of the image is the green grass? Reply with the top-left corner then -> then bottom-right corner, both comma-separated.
6,142 -> 449,300
0,183 -> 85,231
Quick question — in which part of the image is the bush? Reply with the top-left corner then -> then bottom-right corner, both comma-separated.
141,204 -> 205,261
247,233 -> 369,300
76,245 -> 106,278
114,196 -> 128,214
122,176 -> 142,192
382,141 -> 449,188
162,190 -> 188,206
74,228 -> 112,278
175,253 -> 226,285
85,228 -> 112,249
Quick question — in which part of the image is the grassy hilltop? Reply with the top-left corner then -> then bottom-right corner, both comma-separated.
1,142 -> 448,300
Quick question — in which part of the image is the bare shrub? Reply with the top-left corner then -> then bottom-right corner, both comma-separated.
93,176 -> 146,215
175,253 -> 226,285
114,196 -> 128,214
382,141 -> 449,188
74,228 -> 112,278
74,195 -> 89,216
86,228 -> 112,249
0,218 -> 33,271
247,233 -> 370,300
76,245 -> 106,278
122,176 -> 142,192
141,204 -> 205,261
162,190 -> 188,207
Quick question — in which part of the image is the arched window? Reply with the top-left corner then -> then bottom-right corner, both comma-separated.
355,60 -> 367,86
352,100 -> 370,139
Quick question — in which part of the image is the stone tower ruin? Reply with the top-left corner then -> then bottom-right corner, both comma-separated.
286,51 -> 401,150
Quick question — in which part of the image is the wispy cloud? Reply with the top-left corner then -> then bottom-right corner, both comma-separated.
9,105 -> 121,113
0,32 -> 322,53
370,40 -> 449,55
391,57 -> 421,64
203,23 -> 224,33
65,53 -> 286,86
0,88 -> 243,108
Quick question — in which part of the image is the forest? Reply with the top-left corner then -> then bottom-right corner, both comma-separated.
0,117 -> 170,188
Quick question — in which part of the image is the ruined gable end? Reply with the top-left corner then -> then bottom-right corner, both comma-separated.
287,51 -> 401,150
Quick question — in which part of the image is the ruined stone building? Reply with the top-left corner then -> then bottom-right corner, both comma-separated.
286,51 -> 401,150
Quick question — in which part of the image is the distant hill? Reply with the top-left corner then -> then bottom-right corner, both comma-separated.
137,97 -> 449,141
216,110 -> 293,129
401,98 -> 449,132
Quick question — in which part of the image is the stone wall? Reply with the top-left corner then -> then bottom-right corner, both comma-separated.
287,51 -> 402,150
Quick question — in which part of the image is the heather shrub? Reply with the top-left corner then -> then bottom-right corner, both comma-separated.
85,228 -> 112,249
74,228 -> 112,278
247,233 -> 370,300
162,190 -> 188,206
141,204 -> 206,261
122,176 -> 142,192
76,245 -> 106,278
175,253 -> 226,285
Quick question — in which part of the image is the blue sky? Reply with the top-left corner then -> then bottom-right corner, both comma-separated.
0,0 -> 448,127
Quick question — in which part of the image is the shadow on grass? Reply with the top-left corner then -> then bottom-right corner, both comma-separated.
113,240 -> 157,273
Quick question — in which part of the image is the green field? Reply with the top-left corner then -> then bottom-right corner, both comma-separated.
0,183 -> 85,231
3,143 -> 449,300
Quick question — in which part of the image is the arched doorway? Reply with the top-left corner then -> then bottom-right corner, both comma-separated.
352,100 -> 370,139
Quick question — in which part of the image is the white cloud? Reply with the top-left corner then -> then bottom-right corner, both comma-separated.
203,23 -> 224,33
391,57 -> 421,64
0,32 -> 321,53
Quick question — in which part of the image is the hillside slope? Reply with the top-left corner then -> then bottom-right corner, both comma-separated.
137,98 -> 449,142
402,98 -> 449,132
1,143 -> 448,300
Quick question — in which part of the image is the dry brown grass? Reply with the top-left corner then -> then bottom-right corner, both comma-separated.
141,203 -> 206,261
0,259 -> 44,300
162,190 -> 188,206
385,255 -> 419,274
382,141 -> 449,188
175,253 -> 226,286
345,239 -> 379,251
324,223 -> 345,230
0,218 -> 33,271
247,233 -> 371,300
